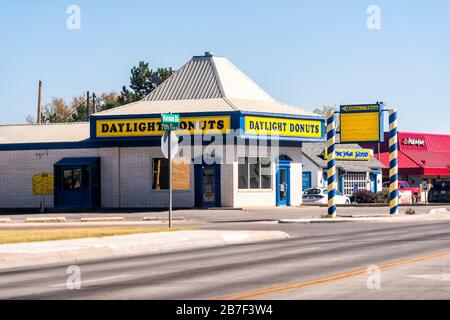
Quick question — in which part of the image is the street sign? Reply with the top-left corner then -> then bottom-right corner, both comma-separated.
340,104 -> 384,143
161,130 -> 179,229
32,172 -> 54,213
32,173 -> 54,196
161,131 -> 179,160
161,114 -> 180,131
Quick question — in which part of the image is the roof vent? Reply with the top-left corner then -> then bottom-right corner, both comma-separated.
205,51 -> 213,57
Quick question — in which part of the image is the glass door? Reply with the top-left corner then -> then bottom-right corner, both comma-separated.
202,167 -> 216,206
277,167 -> 289,206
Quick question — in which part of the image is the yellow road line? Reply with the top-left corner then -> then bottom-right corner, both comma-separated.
214,249 -> 450,300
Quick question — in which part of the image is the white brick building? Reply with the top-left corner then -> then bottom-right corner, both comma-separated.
0,53 -> 325,209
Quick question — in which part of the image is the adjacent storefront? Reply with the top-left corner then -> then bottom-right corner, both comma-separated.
302,143 -> 384,196
369,132 -> 450,200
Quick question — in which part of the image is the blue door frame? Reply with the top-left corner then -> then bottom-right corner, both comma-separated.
302,172 -> 312,191
276,159 -> 291,206
195,164 -> 221,208
54,157 -> 101,209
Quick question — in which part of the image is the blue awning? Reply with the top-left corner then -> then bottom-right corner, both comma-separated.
55,157 -> 100,166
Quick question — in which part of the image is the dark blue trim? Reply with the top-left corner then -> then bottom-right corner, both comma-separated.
239,111 -> 324,121
302,171 -> 312,191
55,157 -> 100,166
90,111 -> 239,142
339,171 -> 345,194
54,157 -> 101,209
194,163 -> 221,208
1,111 -> 324,151
239,113 -> 326,142
339,103 -> 385,143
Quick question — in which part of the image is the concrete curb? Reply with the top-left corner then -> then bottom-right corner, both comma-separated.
80,217 -> 124,222
0,218 -> 13,224
279,212 -> 450,224
25,217 -> 66,223
279,219 -> 355,224
0,230 -> 289,271
143,217 -> 186,222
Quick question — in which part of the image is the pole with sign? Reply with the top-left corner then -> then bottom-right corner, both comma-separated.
322,103 -> 400,217
326,111 -> 337,218
161,114 -> 180,228
388,109 -> 399,215
32,173 -> 54,213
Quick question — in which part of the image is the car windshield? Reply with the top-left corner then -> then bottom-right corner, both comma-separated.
304,189 -> 322,195
434,181 -> 450,190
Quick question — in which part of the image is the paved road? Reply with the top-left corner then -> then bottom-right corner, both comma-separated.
1,220 -> 450,300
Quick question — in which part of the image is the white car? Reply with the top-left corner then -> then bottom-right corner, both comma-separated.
302,188 -> 351,205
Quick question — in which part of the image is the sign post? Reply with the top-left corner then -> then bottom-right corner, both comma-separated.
327,103 -> 398,217
388,109 -> 399,215
32,173 -> 54,213
326,111 -> 337,218
161,114 -> 180,228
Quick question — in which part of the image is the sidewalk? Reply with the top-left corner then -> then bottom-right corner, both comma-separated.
1,205 -> 448,225
0,230 -> 289,271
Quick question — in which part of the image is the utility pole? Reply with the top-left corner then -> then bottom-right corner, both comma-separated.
92,93 -> 97,114
37,81 -> 42,124
87,91 -> 91,117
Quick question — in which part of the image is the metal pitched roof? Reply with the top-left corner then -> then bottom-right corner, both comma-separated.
144,56 -> 223,101
94,98 -> 235,116
95,53 -> 316,117
0,123 -> 89,145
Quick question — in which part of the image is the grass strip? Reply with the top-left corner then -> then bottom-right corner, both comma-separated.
0,227 -> 191,245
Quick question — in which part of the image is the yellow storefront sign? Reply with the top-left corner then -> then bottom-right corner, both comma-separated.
340,112 -> 380,143
326,148 -> 371,161
32,173 -> 54,196
96,116 -> 231,138
244,116 -> 323,139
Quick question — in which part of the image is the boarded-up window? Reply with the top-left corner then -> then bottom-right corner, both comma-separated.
152,158 -> 191,190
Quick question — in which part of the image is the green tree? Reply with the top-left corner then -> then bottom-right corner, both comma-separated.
313,105 -> 337,117
42,98 -> 72,123
97,92 -> 121,112
119,62 -> 173,103
314,105 -> 341,133
70,95 -> 89,122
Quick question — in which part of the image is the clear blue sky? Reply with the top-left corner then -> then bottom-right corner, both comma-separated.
0,0 -> 449,133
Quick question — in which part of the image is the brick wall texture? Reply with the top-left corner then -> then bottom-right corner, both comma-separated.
0,145 -> 303,208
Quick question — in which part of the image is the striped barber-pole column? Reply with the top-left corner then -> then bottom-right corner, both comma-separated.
389,109 -> 399,215
326,111 -> 337,218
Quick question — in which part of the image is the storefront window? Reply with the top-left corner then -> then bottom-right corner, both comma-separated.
238,157 -> 272,190
63,168 -> 85,190
249,159 -> 260,189
152,159 -> 170,190
238,158 -> 249,189
261,158 -> 272,189
152,158 -> 191,190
